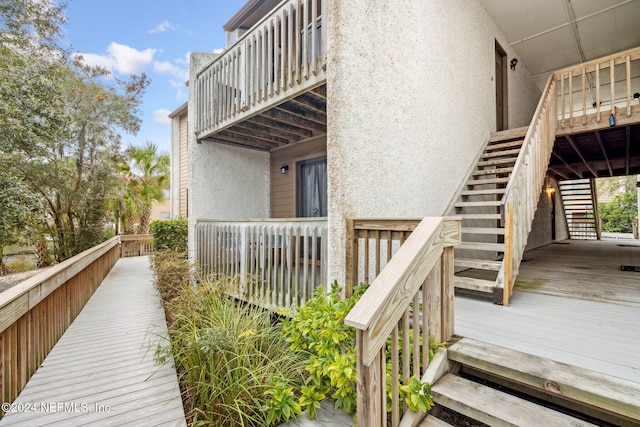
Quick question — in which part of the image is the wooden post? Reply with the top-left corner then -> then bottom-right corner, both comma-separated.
503,202 -> 514,306
344,219 -> 356,298
355,331 -> 385,427
441,247 -> 455,341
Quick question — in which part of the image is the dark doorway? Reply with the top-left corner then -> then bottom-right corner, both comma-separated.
495,41 -> 508,131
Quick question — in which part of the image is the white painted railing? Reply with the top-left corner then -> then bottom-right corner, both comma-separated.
195,219 -> 327,309
195,0 -> 327,139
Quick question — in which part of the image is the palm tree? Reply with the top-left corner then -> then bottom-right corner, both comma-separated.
123,142 -> 170,234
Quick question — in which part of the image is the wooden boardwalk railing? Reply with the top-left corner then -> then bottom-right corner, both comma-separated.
195,0 -> 327,139
195,219 -> 327,309
0,235 -> 155,416
345,217 -> 461,426
120,233 -> 154,257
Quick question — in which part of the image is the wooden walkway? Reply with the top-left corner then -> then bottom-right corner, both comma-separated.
454,238 -> 640,383
0,256 -> 186,426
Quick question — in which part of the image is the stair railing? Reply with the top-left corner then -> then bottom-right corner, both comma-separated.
345,217 -> 461,426
498,75 -> 557,305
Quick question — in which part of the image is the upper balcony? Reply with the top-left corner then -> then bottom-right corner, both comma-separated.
194,0 -> 326,144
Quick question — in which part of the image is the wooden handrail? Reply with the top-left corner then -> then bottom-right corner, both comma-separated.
0,237 -> 121,416
345,217 -> 460,425
498,74 -> 557,305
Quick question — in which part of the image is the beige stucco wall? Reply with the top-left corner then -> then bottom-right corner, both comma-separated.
326,0 -> 541,284
526,178 -> 569,250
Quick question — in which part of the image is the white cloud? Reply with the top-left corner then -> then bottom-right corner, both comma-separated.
75,42 -> 156,75
148,20 -> 177,35
153,108 -> 172,125
153,60 -> 188,80
108,42 -> 156,74
213,48 -> 224,54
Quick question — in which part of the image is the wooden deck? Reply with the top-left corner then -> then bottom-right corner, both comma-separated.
0,256 -> 186,426
456,239 -> 640,383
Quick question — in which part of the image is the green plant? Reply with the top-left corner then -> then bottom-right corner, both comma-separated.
400,376 -> 434,413
150,249 -> 193,315
156,277 -> 307,426
150,218 -> 187,252
282,282 -> 367,416
600,190 -> 638,233
5,258 -> 37,273
283,281 -> 442,421
262,377 -> 302,425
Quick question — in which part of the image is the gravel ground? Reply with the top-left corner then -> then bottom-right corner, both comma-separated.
0,268 -> 50,293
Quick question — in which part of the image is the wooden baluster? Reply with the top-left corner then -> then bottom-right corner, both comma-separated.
391,325 -> 400,427
581,67 -> 586,124
626,55 -> 631,116
355,332 -> 386,427
596,63 -> 601,122
569,69 -> 573,127
560,72 -> 565,127
610,59 -> 615,115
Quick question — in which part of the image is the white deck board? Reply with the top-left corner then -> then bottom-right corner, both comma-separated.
0,256 -> 186,427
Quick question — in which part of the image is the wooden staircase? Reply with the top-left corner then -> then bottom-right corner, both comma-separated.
408,338 -> 640,427
558,179 -> 600,240
451,127 -> 527,298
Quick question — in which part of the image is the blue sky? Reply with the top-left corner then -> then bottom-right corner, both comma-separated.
62,0 -> 248,154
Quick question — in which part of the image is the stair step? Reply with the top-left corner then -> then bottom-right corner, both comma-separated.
457,213 -> 501,220
482,148 -> 521,158
431,374 -> 597,427
457,242 -> 504,252
455,258 -> 502,271
461,227 -> 505,235
485,140 -> 524,151
417,415 -> 453,426
472,167 -> 513,176
447,338 -> 640,422
453,276 -> 495,293
455,201 -> 501,208
489,126 -> 528,142
460,188 -> 506,196
466,177 -> 510,186
477,157 -> 517,167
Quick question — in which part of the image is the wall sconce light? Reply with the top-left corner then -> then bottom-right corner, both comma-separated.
634,92 -> 640,101
510,58 -> 518,71
280,164 -> 289,174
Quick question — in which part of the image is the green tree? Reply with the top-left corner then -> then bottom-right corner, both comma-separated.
599,190 -> 638,233
123,143 -> 170,234
0,0 -> 69,155
0,170 -> 39,272
10,61 -> 149,261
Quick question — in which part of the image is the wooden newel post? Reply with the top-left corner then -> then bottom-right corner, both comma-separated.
355,331 -> 386,426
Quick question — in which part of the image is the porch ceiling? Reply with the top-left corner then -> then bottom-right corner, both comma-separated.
549,121 -> 640,180
481,0 -> 640,90
201,85 -> 327,151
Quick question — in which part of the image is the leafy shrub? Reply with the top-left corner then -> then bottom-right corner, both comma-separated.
281,282 -> 437,420
150,219 -> 187,252
156,277 -> 307,426
150,249 -> 192,317
600,190 -> 638,233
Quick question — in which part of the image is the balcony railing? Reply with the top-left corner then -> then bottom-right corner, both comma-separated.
555,46 -> 640,130
195,0 -> 327,139
195,218 -> 327,309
